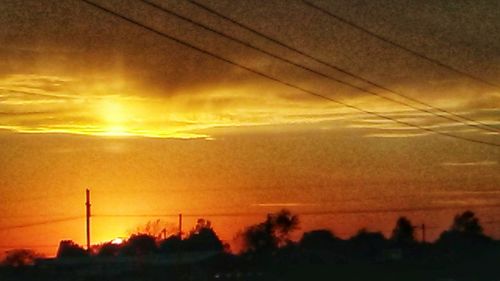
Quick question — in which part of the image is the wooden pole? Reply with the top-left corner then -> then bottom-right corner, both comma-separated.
422,223 -> 426,243
86,189 -> 91,252
178,213 -> 182,238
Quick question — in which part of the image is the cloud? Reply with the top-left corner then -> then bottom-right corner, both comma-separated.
0,73 -> 358,139
251,203 -> 317,207
441,161 -> 498,167
0,0 -> 499,142
431,197 -> 499,207
347,106 -> 500,138
0,71 -> 497,141
364,132 -> 432,138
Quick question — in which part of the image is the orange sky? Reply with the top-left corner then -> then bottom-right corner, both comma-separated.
0,0 -> 499,257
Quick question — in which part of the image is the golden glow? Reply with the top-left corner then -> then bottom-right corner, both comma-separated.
0,71 -> 498,258
0,73 -> 348,139
98,98 -> 129,136
110,238 -> 124,245
1,0 -> 499,260
1,73 -> 497,141
100,99 -> 126,124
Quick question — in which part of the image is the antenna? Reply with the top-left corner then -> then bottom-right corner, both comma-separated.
85,189 -> 91,252
178,213 -> 183,239
421,223 -> 426,243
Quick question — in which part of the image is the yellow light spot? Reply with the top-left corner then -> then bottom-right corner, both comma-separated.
101,100 -> 127,124
97,98 -> 132,136
111,238 -> 124,245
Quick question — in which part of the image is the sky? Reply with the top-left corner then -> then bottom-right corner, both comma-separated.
0,0 -> 499,257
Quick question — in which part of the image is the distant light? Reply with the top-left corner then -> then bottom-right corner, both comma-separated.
111,238 -> 123,245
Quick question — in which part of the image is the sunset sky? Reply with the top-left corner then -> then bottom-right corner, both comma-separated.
0,0 -> 499,257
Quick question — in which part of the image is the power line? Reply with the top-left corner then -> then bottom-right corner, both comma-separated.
300,203 -> 500,215
0,245 -> 59,249
1,192 -> 80,206
79,0 -> 500,148
301,0 -> 500,91
186,0 -> 499,134
145,0 -> 498,135
0,216 -> 83,232
94,203 -> 500,218
95,213 -> 261,218
0,214 -> 79,219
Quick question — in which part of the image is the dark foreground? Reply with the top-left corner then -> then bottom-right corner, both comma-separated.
1,256 -> 499,281
2,211 -> 499,280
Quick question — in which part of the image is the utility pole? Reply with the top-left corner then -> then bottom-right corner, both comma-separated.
421,223 -> 426,243
178,213 -> 182,239
85,189 -> 91,252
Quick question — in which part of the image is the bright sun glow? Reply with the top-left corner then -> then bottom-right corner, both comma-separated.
99,99 -> 130,136
111,238 -> 124,245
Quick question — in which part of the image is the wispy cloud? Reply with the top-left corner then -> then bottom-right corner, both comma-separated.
1,71 -> 498,140
441,161 -> 498,167
348,106 -> 500,139
251,203 -> 317,207
0,73 -> 362,139
364,132 -> 432,138
431,198 -> 498,206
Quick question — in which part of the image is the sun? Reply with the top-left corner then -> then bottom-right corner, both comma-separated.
110,238 -> 124,245
101,125 -> 130,137
101,100 -> 126,124
97,99 -> 132,136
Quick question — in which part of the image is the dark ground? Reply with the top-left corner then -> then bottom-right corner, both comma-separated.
1,259 -> 499,281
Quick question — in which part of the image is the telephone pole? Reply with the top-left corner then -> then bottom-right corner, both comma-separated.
421,223 -> 426,243
85,189 -> 91,252
178,213 -> 182,239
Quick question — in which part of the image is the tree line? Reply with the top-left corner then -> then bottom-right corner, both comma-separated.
1,209 -> 498,267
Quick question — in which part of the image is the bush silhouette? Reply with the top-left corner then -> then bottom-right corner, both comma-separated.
56,240 -> 87,258
239,209 -> 299,254
300,229 -> 339,250
2,249 -> 42,267
349,229 -> 387,259
391,216 -> 416,246
121,234 -> 157,256
159,235 -> 183,253
184,220 -> 224,252
97,242 -> 122,257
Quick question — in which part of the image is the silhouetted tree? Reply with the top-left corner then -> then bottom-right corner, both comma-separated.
56,240 -> 87,258
272,210 -> 300,245
121,234 -> 157,256
300,229 -> 339,250
298,229 -> 344,263
159,235 -> 184,253
239,209 -> 299,254
158,219 -> 226,254
190,218 -> 212,235
241,223 -> 275,253
437,211 -> 491,259
2,249 -> 42,267
391,216 -> 416,245
133,219 -> 174,239
349,229 -> 387,260
97,242 -> 122,257
450,210 -> 483,235
438,210 -> 488,242
185,219 -> 224,252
